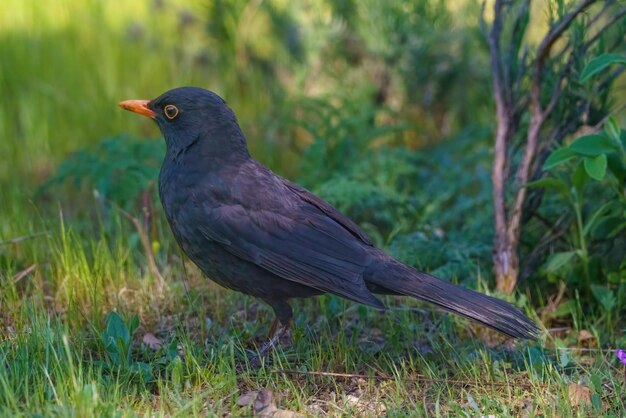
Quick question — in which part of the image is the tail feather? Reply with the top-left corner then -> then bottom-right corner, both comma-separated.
368,260 -> 539,339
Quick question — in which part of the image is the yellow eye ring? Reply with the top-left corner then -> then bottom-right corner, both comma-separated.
164,104 -> 179,120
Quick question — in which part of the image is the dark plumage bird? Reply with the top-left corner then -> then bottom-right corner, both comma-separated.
119,87 -> 539,341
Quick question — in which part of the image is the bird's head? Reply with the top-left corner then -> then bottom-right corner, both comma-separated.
119,87 -> 249,161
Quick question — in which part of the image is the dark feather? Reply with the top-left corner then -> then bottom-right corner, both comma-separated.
198,202 -> 384,309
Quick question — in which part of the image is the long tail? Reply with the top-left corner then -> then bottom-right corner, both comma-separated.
367,259 -> 539,339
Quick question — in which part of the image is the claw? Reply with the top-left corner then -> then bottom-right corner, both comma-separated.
248,324 -> 292,369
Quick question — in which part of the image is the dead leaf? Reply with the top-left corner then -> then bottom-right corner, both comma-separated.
344,393 -> 387,415
253,388 -> 302,418
520,399 -> 536,418
13,264 -> 37,283
568,383 -> 591,407
578,330 -> 594,343
142,333 -> 162,350
254,389 -> 277,417
345,394 -> 360,407
237,391 -> 258,407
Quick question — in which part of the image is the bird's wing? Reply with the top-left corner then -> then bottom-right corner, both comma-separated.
282,180 -> 375,246
198,203 -> 384,309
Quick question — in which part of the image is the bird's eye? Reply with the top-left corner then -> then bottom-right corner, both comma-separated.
164,104 -> 179,120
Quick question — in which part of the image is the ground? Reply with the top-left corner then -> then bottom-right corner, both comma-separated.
1,240 -> 624,416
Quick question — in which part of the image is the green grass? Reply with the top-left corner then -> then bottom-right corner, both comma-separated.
2,202 -> 624,416
1,0 -> 625,416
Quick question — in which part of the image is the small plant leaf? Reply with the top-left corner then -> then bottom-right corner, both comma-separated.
559,349 -> 569,368
590,285 -> 616,311
129,314 -> 140,336
104,312 -> 130,347
601,220 -> 626,239
583,154 -> 607,180
607,153 -> 626,183
571,161 -> 589,192
525,178 -> 568,197
543,148 -> 576,170
580,53 -> 626,82
582,201 -> 613,237
553,300 -> 575,317
545,251 -> 576,273
569,135 -> 617,156
102,312 -> 130,366
604,117 -> 622,146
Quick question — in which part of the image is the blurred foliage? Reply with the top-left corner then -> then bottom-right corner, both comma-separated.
39,135 -> 164,209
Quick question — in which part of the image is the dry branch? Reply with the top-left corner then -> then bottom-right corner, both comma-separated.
485,0 -> 620,292
271,369 -> 546,390
115,205 -> 166,293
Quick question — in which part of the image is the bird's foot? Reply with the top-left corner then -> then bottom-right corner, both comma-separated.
247,326 -> 292,369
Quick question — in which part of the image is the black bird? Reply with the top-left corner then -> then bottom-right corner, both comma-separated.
119,87 -> 539,343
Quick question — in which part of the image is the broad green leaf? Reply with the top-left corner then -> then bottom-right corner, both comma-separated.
104,312 -> 129,347
102,312 -> 131,365
580,53 -> 626,82
583,154 -> 607,180
543,148 -> 576,170
545,251 -> 576,273
569,135 -> 617,156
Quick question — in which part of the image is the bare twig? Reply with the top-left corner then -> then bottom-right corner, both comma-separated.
0,231 -> 50,246
13,264 -> 37,283
557,347 -> 620,353
271,369 -> 547,390
492,0 -> 599,293
487,0 -> 517,291
115,205 -> 166,293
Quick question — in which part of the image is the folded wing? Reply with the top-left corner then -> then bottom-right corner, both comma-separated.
198,203 -> 384,309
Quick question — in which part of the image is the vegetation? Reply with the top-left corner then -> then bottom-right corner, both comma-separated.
1,0 -> 625,416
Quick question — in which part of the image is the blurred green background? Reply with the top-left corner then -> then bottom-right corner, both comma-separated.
1,0 -> 491,179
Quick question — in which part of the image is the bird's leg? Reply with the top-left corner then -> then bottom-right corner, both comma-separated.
267,318 -> 280,340
248,300 -> 292,368
252,320 -> 291,364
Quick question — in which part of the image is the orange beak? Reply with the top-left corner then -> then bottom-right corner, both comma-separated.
118,99 -> 156,119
